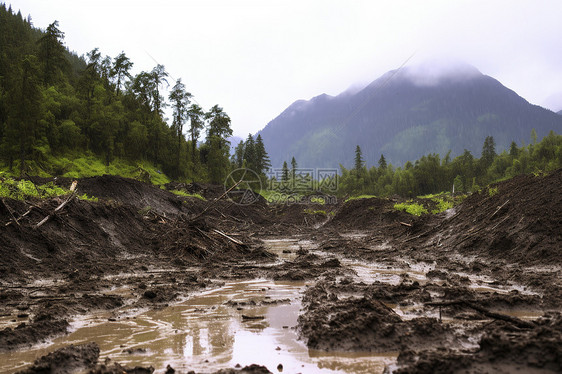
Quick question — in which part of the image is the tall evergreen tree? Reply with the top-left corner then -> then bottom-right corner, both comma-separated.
255,134 -> 271,174
378,154 -> 387,170
205,105 -> 232,183
291,156 -> 297,181
243,134 -> 256,170
481,135 -> 496,167
233,140 -> 245,168
354,145 -> 364,175
111,51 -> 133,96
281,161 -> 289,182
187,103 -> 204,162
5,55 -> 43,174
169,78 -> 192,177
37,21 -> 68,86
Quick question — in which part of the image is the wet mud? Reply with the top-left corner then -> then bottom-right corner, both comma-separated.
0,171 -> 561,373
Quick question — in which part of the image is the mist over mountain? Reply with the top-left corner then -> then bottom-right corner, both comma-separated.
258,62 -> 562,168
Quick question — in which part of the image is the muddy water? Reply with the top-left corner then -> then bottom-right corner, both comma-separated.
2,237 -> 542,373
1,241 -> 397,374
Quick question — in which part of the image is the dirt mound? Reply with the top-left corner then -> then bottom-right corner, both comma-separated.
326,197 -> 425,236
404,169 -> 562,266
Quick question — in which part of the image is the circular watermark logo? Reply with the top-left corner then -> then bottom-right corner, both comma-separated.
223,168 -> 262,205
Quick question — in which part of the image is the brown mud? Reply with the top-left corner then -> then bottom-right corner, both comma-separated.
1,170 -> 561,373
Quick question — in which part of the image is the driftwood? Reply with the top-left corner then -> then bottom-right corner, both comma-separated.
5,206 -> 34,227
34,191 -> 77,229
212,229 -> 244,246
427,300 -> 534,329
491,199 -> 510,218
1,198 -> 20,227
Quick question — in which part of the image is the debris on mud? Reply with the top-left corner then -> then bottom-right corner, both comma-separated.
0,170 -> 560,373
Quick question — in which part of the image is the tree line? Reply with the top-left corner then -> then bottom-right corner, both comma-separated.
0,5 -> 258,183
340,130 -> 562,197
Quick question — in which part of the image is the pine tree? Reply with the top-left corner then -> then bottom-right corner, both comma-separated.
509,141 -> 519,158
282,161 -> 289,182
354,145 -> 364,174
378,154 -> 387,170
291,156 -> 297,181
481,136 -> 496,167
111,51 -> 133,96
254,134 -> 271,174
243,134 -> 256,170
169,78 -> 192,177
37,21 -> 68,86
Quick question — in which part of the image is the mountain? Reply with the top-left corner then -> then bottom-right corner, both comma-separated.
258,62 -> 562,168
557,110 -> 562,116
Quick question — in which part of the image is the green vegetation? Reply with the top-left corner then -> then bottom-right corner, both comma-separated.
487,186 -> 499,197
430,197 -> 454,214
0,175 -> 96,201
170,190 -> 206,200
340,130 -> 562,198
345,195 -> 378,202
0,6 -> 255,185
393,201 -> 428,216
303,208 -> 327,215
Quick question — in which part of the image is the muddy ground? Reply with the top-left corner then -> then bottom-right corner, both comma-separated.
0,170 -> 561,373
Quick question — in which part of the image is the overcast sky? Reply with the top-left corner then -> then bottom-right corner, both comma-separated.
7,0 -> 562,136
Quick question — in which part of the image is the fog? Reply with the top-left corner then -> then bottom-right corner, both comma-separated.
7,0 -> 562,134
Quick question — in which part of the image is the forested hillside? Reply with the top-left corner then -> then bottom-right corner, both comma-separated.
0,4 -> 254,183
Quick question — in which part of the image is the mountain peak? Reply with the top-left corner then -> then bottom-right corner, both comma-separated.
259,62 -> 562,169
400,60 -> 483,86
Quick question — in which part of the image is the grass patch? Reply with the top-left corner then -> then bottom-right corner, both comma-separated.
430,197 -> 454,214
0,175 -> 97,201
345,194 -> 378,202
394,201 -> 428,216
1,153 -> 172,186
487,186 -> 499,197
303,208 -> 328,216
171,190 -> 206,200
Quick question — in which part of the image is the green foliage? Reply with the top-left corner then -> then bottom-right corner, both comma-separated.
430,197 -> 454,214
170,190 -> 206,200
394,201 -> 428,216
344,195 -> 378,202
0,175 -> 97,201
0,7 -> 237,185
487,186 -> 498,197
303,208 -> 327,216
339,131 -> 562,199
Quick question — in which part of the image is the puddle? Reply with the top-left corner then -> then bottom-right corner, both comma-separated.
1,279 -> 396,374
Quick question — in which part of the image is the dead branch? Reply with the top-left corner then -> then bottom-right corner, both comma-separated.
34,191 -> 77,229
491,199 -> 510,218
399,221 -> 412,227
212,229 -> 244,246
1,198 -> 21,227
